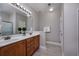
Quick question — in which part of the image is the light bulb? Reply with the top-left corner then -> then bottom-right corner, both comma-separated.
16,3 -> 20,6
23,7 -> 26,10
27,14 -> 31,17
49,7 -> 54,12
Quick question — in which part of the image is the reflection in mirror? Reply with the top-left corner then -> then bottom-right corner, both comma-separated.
16,13 -> 27,34
0,10 -> 13,36
0,3 -> 28,36
1,21 -> 13,35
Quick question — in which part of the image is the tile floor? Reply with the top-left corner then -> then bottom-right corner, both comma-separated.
33,44 -> 62,56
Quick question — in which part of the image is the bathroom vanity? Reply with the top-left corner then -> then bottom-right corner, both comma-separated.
0,4 -> 40,56
0,32 -> 40,56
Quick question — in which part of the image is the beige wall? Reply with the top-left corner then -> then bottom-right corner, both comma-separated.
23,3 -> 62,43
20,4 -> 39,31
38,4 -> 62,42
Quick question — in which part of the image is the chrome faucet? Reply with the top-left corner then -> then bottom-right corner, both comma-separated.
4,36 -> 11,40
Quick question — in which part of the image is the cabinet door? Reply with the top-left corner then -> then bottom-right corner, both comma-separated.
34,35 -> 40,49
26,46 -> 31,56
0,40 -> 26,56
26,38 -> 31,56
37,35 -> 40,48
30,37 -> 35,53
26,37 -> 35,56
15,40 -> 26,56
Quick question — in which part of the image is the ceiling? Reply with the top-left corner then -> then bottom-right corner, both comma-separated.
0,4 -> 27,16
0,4 -> 14,14
25,3 -> 48,12
24,3 -> 62,12
0,3 -> 62,16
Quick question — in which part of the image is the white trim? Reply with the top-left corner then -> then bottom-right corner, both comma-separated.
77,8 -> 79,56
8,3 -> 29,16
46,41 -> 64,56
40,46 -> 47,50
46,41 -> 61,46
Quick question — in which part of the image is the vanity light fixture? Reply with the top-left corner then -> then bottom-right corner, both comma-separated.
16,3 -> 20,6
11,3 -> 32,17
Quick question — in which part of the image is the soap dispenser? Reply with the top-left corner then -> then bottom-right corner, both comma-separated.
29,27 -> 33,35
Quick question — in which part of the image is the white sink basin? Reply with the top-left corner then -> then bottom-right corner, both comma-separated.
0,39 -> 4,42
0,32 -> 40,47
0,35 -> 23,42
11,36 -> 24,40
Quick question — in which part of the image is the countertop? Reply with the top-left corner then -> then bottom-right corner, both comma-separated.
0,31 -> 40,47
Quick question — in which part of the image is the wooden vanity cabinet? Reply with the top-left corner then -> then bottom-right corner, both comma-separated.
0,35 -> 40,56
26,38 -> 31,56
26,35 -> 40,56
0,40 -> 26,56
34,35 -> 40,50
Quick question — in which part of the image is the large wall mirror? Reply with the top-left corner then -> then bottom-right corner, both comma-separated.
0,3 -> 28,36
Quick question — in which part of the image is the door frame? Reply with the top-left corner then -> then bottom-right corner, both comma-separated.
59,15 -> 64,56
77,8 -> 79,56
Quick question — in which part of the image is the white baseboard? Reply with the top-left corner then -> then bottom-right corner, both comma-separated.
40,46 -> 47,50
46,41 -> 64,56
40,43 -> 64,56
46,41 -> 61,46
